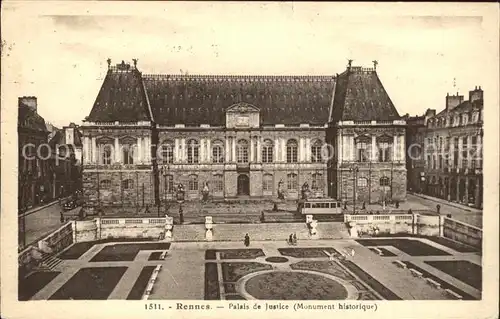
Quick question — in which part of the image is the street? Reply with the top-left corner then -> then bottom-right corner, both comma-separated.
406,194 -> 482,228
19,201 -> 80,249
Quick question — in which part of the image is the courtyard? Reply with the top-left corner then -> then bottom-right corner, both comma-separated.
20,236 -> 481,301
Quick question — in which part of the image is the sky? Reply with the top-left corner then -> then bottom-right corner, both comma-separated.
1,2 -> 498,128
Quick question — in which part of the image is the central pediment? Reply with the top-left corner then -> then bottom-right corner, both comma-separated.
225,102 -> 260,128
226,102 -> 260,113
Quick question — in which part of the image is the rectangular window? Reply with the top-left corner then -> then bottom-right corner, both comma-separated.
188,178 -> 198,191
378,142 -> 390,162
123,148 -> 134,165
286,146 -> 298,163
287,174 -> 298,190
213,175 -> 224,192
357,142 -> 368,162
263,175 -> 273,191
165,175 -> 174,194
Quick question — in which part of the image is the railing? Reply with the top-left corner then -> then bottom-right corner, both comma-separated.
344,214 -> 413,223
101,218 -> 166,225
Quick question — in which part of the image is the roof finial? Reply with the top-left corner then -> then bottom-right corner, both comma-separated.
347,59 -> 353,69
107,58 -> 111,69
372,60 -> 378,70
132,58 -> 138,68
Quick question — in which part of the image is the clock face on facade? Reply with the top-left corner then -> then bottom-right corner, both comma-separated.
236,116 -> 249,127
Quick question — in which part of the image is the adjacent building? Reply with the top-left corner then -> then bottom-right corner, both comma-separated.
81,60 -> 407,215
18,96 -> 50,211
408,87 -> 484,208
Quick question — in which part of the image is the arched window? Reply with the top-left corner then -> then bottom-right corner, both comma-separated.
160,141 -> 174,164
312,173 -> 323,190
100,179 -> 112,189
212,174 -> 224,192
212,140 -> 224,164
237,139 -> 249,163
187,139 -> 199,164
379,177 -> 390,186
287,173 -> 298,190
262,174 -> 273,191
188,174 -> 198,191
286,139 -> 298,163
262,139 -> 273,163
122,179 -> 134,190
311,140 -> 323,163
101,145 -> 112,165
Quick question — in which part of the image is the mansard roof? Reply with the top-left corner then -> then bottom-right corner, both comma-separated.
435,99 -> 483,117
142,75 -> 336,126
331,66 -> 400,122
87,62 -> 153,122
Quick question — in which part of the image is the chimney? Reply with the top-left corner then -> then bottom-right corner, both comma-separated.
445,93 -> 464,111
18,96 -> 38,113
469,86 -> 483,103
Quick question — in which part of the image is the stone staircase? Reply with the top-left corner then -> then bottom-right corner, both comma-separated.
171,222 -> 349,242
38,252 -> 63,271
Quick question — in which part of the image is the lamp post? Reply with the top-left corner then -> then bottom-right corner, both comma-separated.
349,164 -> 359,214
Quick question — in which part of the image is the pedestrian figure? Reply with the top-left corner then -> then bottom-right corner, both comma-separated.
293,233 -> 297,245
244,233 -> 250,247
60,211 -> 64,223
288,233 -> 293,245
436,204 -> 441,214
260,211 -> 265,223
351,248 -> 355,257
362,202 -> 366,210
145,205 -> 150,214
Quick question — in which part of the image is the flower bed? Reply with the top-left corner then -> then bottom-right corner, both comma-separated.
278,247 -> 339,258
221,262 -> 272,282
126,266 -> 156,300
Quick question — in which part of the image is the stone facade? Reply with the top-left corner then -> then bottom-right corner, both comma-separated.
329,123 -> 407,204
408,87 -> 484,208
81,60 -> 408,214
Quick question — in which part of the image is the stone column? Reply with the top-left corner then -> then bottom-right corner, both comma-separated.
338,134 -> 343,164
256,137 -> 261,162
206,139 -> 211,163
305,138 -> 311,163
299,138 -> 305,162
174,139 -> 180,163
181,138 -> 186,163
393,135 -> 398,161
350,136 -> 355,161
91,137 -> 97,163
474,178 -> 480,208
371,135 -> 376,161
145,136 -> 151,163
458,137 -> 463,168
250,137 -> 254,162
399,135 -> 405,163
200,138 -> 205,163
137,137 -> 143,163
232,137 -> 236,163
456,178 -> 460,202
274,138 -> 280,162
114,137 -> 120,164
281,138 -> 286,162
83,136 -> 90,165
225,138 -> 230,162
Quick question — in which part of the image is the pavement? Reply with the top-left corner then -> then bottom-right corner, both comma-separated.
29,237 -> 481,301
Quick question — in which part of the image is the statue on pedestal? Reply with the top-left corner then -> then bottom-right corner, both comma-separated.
176,183 -> 185,202
301,182 -> 310,200
277,179 -> 285,200
202,182 -> 209,202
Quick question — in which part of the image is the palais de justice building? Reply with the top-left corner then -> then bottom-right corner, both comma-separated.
81,60 -> 406,215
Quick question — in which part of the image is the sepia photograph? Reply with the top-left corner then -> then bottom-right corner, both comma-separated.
1,2 -> 499,319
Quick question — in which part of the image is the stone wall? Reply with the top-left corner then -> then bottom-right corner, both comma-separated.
37,222 -> 74,254
443,217 -> 482,248
82,169 -> 155,214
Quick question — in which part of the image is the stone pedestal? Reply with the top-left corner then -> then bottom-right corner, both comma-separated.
165,215 -> 173,242
347,221 -> 358,238
205,216 -> 213,241
310,220 -> 318,237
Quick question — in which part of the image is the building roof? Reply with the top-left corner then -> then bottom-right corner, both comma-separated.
331,66 -> 400,122
86,62 -> 152,122
435,99 -> 483,117
86,61 -> 402,126
18,105 -> 47,133
142,74 -> 336,126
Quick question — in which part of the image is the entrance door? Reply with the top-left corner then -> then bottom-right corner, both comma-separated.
237,174 -> 250,195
